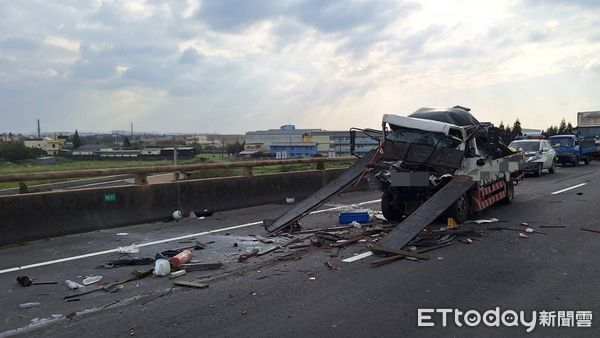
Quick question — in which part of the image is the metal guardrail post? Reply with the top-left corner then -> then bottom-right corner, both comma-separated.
134,173 -> 148,185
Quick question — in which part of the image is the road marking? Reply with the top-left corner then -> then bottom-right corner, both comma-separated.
342,251 -> 373,262
550,183 -> 587,195
0,199 -> 381,274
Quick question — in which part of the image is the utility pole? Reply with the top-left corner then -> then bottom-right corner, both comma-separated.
37,118 -> 40,138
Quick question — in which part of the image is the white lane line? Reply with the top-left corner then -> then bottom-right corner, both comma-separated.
0,199 -> 381,274
551,183 -> 587,195
342,251 -> 373,262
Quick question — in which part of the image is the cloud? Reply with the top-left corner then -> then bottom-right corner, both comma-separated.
0,37 -> 39,51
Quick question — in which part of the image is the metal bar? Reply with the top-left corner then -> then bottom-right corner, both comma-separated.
0,157 -> 355,183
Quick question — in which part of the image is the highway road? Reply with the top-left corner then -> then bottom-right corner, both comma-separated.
1,163 -> 600,337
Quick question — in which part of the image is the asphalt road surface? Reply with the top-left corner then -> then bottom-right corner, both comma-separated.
1,163 -> 600,337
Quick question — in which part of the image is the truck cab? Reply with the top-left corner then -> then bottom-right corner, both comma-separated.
549,135 -> 594,166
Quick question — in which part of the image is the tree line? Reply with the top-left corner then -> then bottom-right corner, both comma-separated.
495,118 -> 574,144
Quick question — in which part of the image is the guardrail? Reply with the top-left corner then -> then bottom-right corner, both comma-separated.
0,156 -> 357,184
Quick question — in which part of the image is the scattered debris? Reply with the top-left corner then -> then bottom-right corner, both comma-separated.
153,259 -> 171,276
172,210 -> 183,220
539,225 -> 565,229
64,283 -> 120,300
66,312 -> 77,320
82,276 -> 102,286
238,249 -> 260,262
308,277 -> 316,281
325,260 -> 341,271
116,244 -> 139,254
64,298 -> 80,302
181,262 -> 223,272
581,227 -> 600,234
371,242 -> 453,267
169,270 -> 186,279
286,197 -> 295,204
115,233 -> 129,236
168,249 -> 193,267
288,243 -> 311,250
65,280 -> 85,290
173,280 -> 209,289
19,302 -> 41,309
253,234 -> 274,244
339,210 -> 370,224
96,257 -> 155,269
521,222 -> 529,227
16,276 -> 57,287
459,238 -> 473,244
195,209 -> 214,217
329,247 -> 340,257
519,233 -> 529,239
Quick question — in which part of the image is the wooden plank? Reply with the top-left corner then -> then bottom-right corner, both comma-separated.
265,149 -> 378,233
371,242 -> 453,267
173,280 -> 209,289
372,175 -> 475,253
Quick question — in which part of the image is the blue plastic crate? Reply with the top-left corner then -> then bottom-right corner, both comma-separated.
339,211 -> 370,224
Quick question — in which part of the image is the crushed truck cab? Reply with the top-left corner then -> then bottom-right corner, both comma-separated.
370,106 -> 524,223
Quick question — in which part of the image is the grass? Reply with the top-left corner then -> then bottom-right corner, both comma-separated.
0,155 -> 354,190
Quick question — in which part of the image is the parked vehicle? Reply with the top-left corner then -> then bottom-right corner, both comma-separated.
549,135 -> 595,166
508,139 -> 556,176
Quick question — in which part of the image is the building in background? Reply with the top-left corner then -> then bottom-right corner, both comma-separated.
245,125 -> 321,152
270,142 -> 318,158
23,136 -> 66,155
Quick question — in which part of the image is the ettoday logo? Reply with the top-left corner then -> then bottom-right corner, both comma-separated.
418,308 -> 592,332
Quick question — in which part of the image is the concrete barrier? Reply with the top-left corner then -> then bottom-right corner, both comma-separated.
0,169 -> 370,246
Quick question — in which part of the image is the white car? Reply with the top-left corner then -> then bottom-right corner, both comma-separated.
509,139 -> 556,176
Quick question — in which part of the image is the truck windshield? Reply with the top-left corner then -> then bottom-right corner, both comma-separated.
550,138 -> 574,147
509,141 -> 539,152
387,126 -> 460,148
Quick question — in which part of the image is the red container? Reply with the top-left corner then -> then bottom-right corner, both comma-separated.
168,249 -> 192,267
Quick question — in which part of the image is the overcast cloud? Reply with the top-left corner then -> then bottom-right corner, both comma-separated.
1,0 -> 600,134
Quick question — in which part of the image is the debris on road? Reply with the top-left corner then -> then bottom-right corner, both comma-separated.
96,257 -> 155,269
65,280 -> 85,290
63,283 -> 120,300
581,227 -> 600,234
168,249 -> 193,267
116,244 -> 139,254
253,234 -> 274,244
169,270 -> 186,279
16,276 -> 58,287
172,210 -> 183,220
19,302 -> 41,309
519,233 -> 529,239
325,260 -> 341,271
173,280 -> 209,289
82,276 -> 102,286
115,233 -> 129,236
153,259 -> 171,276
181,262 -> 223,272
238,249 -> 260,262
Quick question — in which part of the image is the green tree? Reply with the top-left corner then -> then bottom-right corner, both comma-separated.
558,118 -> 567,135
566,122 -> 574,135
226,141 -> 244,155
0,142 -> 45,162
72,130 -> 81,149
511,119 -> 522,138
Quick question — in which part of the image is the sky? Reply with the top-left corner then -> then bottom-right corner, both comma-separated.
1,0 -> 600,134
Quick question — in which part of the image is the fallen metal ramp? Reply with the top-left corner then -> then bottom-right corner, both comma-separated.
372,175 -> 475,255
265,149 -> 378,233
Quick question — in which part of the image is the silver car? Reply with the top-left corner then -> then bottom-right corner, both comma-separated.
509,139 -> 557,176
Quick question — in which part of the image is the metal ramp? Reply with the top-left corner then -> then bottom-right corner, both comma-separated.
372,175 -> 475,255
265,149 -> 378,233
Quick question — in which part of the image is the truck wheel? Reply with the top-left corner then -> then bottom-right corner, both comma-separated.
381,191 -> 402,222
501,180 -> 514,204
447,193 -> 470,224
534,164 -> 542,177
549,160 -> 556,174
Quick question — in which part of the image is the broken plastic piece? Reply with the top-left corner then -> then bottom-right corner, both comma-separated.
19,302 -> 41,309
82,276 -> 102,286
116,244 -> 139,254
153,259 -> 171,276
65,280 -> 85,290
519,233 -> 529,239
169,270 -> 186,279
525,228 -> 534,233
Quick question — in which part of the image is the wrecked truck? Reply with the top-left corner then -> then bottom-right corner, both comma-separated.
265,106 -> 524,235
356,106 -> 524,224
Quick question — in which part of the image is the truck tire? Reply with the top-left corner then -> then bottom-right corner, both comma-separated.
447,193 -> 470,224
501,180 -> 514,204
549,160 -> 556,174
534,164 -> 542,177
381,191 -> 402,222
